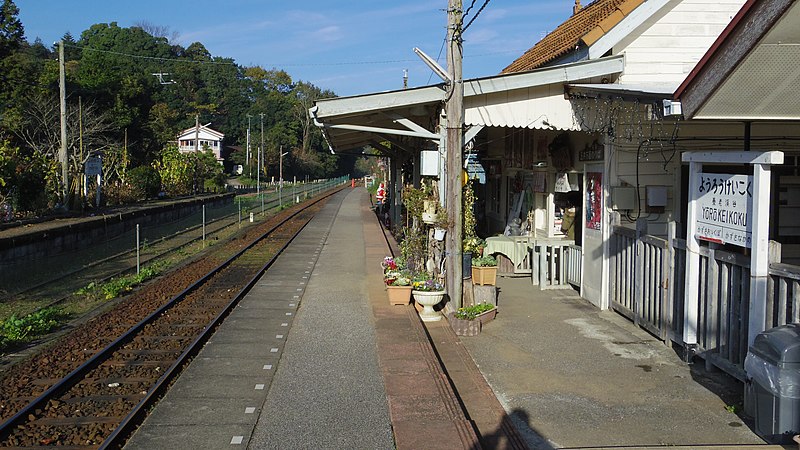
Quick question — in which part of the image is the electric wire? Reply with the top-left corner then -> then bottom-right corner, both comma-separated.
462,0 -> 492,32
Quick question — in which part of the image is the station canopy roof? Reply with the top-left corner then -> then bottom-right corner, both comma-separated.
310,55 -> 625,155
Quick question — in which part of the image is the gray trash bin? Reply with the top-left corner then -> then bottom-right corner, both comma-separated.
744,323 -> 800,444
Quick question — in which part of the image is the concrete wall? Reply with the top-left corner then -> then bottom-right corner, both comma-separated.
0,194 -> 234,263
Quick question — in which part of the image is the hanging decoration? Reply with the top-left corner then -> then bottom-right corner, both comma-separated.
548,133 -> 573,171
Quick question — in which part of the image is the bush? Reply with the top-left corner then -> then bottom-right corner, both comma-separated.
127,165 -> 161,199
104,181 -> 139,205
0,307 -> 63,350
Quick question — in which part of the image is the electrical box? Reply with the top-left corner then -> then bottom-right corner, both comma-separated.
420,150 -> 439,176
646,186 -> 668,207
611,187 -> 636,211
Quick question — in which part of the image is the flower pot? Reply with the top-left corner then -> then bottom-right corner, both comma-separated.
386,285 -> 412,305
471,266 -> 497,286
475,306 -> 497,325
449,313 -> 481,336
412,290 -> 445,321
434,228 -> 446,241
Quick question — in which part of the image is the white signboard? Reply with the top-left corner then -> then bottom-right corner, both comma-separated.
84,156 -> 102,176
695,172 -> 753,247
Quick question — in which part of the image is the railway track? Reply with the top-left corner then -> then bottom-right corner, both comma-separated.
0,186 -> 344,449
0,183 -> 322,315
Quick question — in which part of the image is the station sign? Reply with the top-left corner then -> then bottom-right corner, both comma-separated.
464,153 -> 486,184
85,156 -> 102,176
694,172 -> 753,248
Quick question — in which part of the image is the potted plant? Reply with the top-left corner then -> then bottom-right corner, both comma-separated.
411,274 -> 445,322
449,302 -> 497,336
471,255 -> 498,286
386,273 -> 413,305
448,311 -> 481,336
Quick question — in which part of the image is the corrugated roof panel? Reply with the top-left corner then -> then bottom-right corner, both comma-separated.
695,44 -> 800,119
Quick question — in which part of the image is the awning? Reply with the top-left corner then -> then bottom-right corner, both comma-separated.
310,55 -> 625,154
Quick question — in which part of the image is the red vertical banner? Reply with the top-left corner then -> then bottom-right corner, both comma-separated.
585,172 -> 602,231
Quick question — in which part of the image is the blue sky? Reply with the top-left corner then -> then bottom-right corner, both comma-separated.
17,0 -> 573,97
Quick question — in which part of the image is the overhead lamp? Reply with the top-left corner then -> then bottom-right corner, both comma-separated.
413,47 -> 452,84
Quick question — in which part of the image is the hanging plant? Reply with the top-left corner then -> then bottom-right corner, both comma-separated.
462,179 -> 479,252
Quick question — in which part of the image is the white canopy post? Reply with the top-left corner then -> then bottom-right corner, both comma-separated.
683,160 -> 702,349
748,162 -> 773,347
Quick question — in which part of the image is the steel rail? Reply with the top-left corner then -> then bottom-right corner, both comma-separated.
0,184 -> 344,445
0,186 -> 300,306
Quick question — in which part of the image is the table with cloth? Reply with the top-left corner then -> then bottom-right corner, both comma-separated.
484,235 -> 533,275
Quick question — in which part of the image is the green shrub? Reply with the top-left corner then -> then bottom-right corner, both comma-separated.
454,302 -> 495,320
100,263 -> 165,300
104,181 -> 139,206
472,255 -> 497,267
0,307 -> 63,349
127,165 -> 161,199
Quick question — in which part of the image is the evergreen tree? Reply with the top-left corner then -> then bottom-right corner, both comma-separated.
0,0 -> 23,59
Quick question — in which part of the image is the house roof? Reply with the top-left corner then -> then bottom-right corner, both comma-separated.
177,124 -> 224,140
502,0 -> 644,73
674,0 -> 800,120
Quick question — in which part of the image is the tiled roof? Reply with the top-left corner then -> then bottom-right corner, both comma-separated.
502,0 -> 644,73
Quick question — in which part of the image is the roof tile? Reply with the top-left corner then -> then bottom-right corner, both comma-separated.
502,0 -> 644,73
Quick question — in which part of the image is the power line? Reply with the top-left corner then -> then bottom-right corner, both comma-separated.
65,43 -> 421,68
65,43 -> 237,66
426,34 -> 448,85
65,41 -> 515,74
462,0 -> 491,32
463,0 -> 479,19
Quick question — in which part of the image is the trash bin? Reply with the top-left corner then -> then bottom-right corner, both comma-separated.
744,323 -> 800,444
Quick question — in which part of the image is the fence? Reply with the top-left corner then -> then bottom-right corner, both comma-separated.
610,222 -> 800,381
531,238 -> 577,290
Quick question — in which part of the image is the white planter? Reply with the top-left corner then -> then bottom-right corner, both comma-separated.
434,228 -> 446,241
412,290 -> 445,322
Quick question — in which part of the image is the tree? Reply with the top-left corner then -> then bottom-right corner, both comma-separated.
0,0 -> 23,59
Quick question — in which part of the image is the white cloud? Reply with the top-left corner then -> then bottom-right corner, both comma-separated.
310,26 -> 343,43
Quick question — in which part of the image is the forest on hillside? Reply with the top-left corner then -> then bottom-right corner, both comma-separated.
0,0 -> 372,216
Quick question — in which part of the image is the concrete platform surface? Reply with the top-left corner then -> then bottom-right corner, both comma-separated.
454,279 -> 781,449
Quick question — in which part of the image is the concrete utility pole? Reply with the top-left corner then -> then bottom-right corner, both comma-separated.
58,40 -> 68,204
444,0 -> 464,309
279,146 -> 288,207
258,113 -> 265,195
246,114 -> 252,166
194,114 -> 200,152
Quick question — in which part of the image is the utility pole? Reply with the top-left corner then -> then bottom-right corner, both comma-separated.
445,0 -> 464,309
258,113 -> 265,195
279,146 -> 288,208
58,40 -> 68,204
194,114 -> 200,152
246,114 -> 252,167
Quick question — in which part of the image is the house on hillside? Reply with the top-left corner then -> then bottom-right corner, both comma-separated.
177,124 -> 225,163
311,0 -> 800,379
